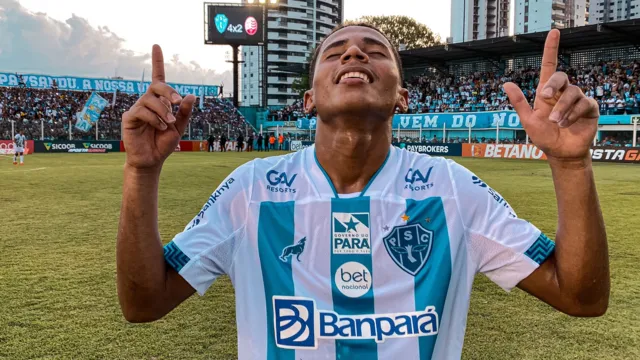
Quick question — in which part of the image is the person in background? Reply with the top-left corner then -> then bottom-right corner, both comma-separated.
207,134 -> 214,152
257,133 -> 263,152
220,133 -> 227,152
278,133 -> 284,150
268,134 -> 275,151
247,133 -> 254,152
237,132 -> 244,152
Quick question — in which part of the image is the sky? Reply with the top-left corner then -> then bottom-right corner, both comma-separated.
0,0 -> 451,88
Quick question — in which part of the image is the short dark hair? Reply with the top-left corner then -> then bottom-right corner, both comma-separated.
308,23 -> 404,87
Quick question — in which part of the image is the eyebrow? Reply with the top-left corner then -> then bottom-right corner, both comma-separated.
322,36 -> 390,54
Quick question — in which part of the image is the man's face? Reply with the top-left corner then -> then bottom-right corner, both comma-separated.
305,26 -> 408,123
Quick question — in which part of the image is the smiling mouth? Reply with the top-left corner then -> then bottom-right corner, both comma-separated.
338,71 -> 372,84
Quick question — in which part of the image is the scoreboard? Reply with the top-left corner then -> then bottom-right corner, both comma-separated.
205,5 -> 265,46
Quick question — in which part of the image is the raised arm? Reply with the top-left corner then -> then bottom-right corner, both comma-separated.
116,45 -> 197,323
504,30 -> 609,316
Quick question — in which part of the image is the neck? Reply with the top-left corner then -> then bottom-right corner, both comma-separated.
314,117 -> 391,194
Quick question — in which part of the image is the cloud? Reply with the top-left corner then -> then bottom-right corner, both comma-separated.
0,0 -> 232,88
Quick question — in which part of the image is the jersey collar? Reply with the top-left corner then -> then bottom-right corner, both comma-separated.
307,144 -> 396,199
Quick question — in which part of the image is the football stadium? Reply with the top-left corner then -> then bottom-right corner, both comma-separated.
1,0 -> 640,359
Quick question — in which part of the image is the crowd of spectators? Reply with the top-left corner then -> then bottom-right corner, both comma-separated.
0,87 -> 250,141
407,59 -> 640,115
265,59 -> 640,122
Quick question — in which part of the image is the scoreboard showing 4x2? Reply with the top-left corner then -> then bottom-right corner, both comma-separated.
205,5 -> 264,45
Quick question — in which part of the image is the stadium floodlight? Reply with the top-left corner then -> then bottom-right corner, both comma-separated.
270,0 -> 278,3
247,0 -> 255,2
259,0 -> 266,3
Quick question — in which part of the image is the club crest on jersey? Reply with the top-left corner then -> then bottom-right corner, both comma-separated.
383,224 -> 433,276
332,212 -> 371,254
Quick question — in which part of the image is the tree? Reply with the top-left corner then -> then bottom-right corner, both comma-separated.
291,75 -> 309,99
290,45 -> 316,98
351,16 -> 442,50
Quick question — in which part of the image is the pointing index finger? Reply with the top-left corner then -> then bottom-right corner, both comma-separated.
152,44 -> 165,83
539,30 -> 560,87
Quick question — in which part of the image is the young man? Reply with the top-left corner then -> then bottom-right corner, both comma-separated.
13,130 -> 26,165
117,25 -> 609,359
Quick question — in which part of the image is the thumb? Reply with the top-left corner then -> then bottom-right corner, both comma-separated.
503,82 -> 533,123
174,94 -> 196,135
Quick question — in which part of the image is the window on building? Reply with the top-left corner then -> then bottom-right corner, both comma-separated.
251,95 -> 254,100
251,52 -> 254,55
251,74 -> 254,78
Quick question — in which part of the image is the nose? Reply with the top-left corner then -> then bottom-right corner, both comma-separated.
340,45 -> 369,64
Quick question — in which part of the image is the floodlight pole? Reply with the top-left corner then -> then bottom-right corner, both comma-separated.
262,3 -> 269,108
233,44 -> 239,108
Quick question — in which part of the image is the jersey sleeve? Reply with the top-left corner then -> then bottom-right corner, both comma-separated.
446,159 -> 555,292
163,161 -> 254,296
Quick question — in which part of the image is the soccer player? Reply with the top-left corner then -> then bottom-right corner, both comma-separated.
117,26 -> 609,359
13,130 -> 26,165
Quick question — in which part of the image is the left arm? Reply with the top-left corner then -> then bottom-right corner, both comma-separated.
504,29 -> 609,316
517,157 -> 609,317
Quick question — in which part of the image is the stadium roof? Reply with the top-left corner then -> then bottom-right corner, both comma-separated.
400,19 -> 640,69
272,19 -> 640,75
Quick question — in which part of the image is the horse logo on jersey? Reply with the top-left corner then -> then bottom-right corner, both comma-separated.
383,224 -> 433,276
280,238 -> 307,263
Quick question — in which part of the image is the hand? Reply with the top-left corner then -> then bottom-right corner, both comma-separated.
503,30 -> 600,162
122,45 -> 196,170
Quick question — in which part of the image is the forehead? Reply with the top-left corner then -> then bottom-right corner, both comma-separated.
320,26 -> 392,53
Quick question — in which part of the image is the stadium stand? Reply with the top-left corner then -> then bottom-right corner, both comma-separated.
265,58 -> 640,122
0,87 -> 252,141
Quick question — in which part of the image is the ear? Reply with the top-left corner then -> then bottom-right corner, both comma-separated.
303,89 -> 315,114
396,87 -> 409,113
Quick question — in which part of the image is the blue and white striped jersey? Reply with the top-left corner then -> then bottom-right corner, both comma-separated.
163,145 -> 555,360
14,134 -> 26,148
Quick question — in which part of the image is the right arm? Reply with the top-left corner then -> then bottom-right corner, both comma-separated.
116,44 -> 197,323
116,165 -> 195,323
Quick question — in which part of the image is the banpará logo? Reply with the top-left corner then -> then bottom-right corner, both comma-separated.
279,237 -> 307,263
332,212 -> 370,254
404,167 -> 434,191
334,262 -> 371,298
266,170 -> 297,193
273,296 -> 439,349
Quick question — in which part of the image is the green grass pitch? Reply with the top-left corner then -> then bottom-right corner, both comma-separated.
0,152 -> 639,359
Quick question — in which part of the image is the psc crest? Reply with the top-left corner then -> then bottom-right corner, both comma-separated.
383,224 -> 433,276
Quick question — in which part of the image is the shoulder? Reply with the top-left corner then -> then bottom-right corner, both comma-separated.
236,149 -> 305,182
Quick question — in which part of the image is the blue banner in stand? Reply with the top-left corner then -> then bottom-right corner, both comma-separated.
75,92 -> 109,132
0,72 -> 219,96
296,117 -> 317,130
293,111 -> 636,130
392,111 -> 523,129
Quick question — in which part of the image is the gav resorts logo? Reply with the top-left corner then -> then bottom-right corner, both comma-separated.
279,238 -> 307,263
273,296 -> 439,349
383,223 -> 433,276
404,167 -> 434,191
334,261 -> 371,298
332,212 -> 370,254
266,170 -> 297,193
215,14 -> 229,34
